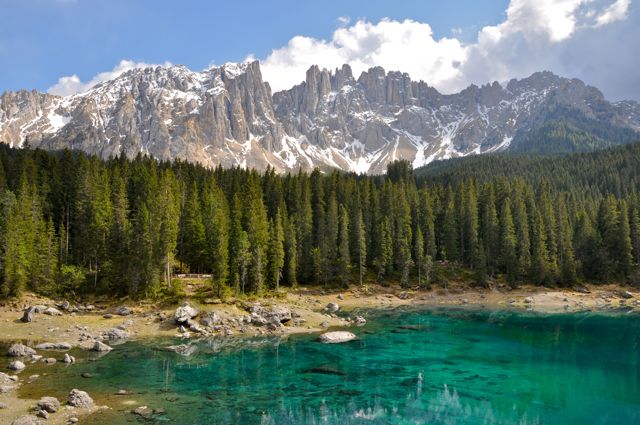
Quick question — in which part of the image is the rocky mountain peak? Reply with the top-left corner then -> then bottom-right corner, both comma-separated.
1,61 -> 639,174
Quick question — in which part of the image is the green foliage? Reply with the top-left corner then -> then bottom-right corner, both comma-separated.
0,141 -> 639,299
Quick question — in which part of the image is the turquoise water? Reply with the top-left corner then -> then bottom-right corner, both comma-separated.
11,307 -> 640,424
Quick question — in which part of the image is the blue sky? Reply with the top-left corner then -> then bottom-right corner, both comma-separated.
0,0 -> 508,92
1,0 -> 637,100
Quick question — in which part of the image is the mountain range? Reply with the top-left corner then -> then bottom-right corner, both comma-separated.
1,61 -> 639,174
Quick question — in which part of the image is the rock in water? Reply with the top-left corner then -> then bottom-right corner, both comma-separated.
174,302 -> 198,324
35,342 -> 72,350
11,415 -> 44,425
319,331 -> 357,344
326,303 -> 340,313
8,360 -> 26,371
67,389 -> 94,408
91,341 -> 113,352
63,353 -> 76,364
37,396 -> 61,413
7,344 -> 36,357
354,316 -> 367,325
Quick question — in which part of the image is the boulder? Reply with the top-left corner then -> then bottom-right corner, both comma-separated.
325,303 -> 340,313
319,331 -> 357,344
37,396 -> 61,413
44,358 -> 56,365
21,307 -> 37,323
199,312 -> 221,328
0,372 -> 18,384
354,316 -> 367,325
115,306 -> 132,316
43,307 -> 63,316
35,410 -> 48,419
57,300 -> 71,311
35,342 -> 72,350
103,327 -> 129,341
11,415 -> 44,425
63,353 -> 76,364
249,305 -> 292,326
7,344 -> 36,357
621,290 -> 634,299
174,302 -> 198,324
67,389 -> 94,408
91,341 -> 113,352
8,360 -> 26,371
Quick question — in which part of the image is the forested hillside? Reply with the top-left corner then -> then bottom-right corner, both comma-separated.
0,143 -> 639,299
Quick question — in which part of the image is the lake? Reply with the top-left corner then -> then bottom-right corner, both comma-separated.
10,307 -> 640,424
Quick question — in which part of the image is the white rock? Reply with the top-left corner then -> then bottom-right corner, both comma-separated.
319,331 -> 357,344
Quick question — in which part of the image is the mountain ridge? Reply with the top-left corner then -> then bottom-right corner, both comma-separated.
1,61 -> 639,174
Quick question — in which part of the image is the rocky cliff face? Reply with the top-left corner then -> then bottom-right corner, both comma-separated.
1,61 -> 638,174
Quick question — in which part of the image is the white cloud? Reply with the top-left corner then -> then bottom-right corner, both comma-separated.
595,0 -> 631,26
260,19 -> 467,92
258,0 -> 635,98
337,16 -> 351,26
48,59 -> 171,96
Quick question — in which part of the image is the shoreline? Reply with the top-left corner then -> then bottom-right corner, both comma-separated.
1,282 -> 639,424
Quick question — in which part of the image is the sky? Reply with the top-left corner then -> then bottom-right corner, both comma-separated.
0,0 -> 637,100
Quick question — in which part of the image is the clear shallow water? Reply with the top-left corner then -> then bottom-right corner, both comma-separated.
9,307 -> 640,424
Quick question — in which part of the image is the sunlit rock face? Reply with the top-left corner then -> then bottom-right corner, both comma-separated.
2,62 -> 639,174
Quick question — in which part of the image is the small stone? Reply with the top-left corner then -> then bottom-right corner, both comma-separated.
36,410 -> 49,419
131,406 -> 154,418
354,316 -> 367,325
68,418 -> 78,423
44,358 -> 57,365
63,353 -> 76,364
102,314 -> 113,319
337,293 -> 344,300
0,402 -> 7,409
320,321 -> 330,328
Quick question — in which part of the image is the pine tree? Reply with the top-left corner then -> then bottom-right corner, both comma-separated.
354,210 -> 367,288
158,171 -> 180,289
376,216 -> 393,282
283,214 -> 297,287
499,199 -> 518,287
337,204 -> 350,287
267,209 -> 285,291
556,197 -> 577,285
180,183 -> 206,272
202,179 -> 230,296
414,225 -> 425,287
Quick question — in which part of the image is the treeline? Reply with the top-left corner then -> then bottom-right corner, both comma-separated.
0,144 -> 639,299
417,142 -> 640,198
